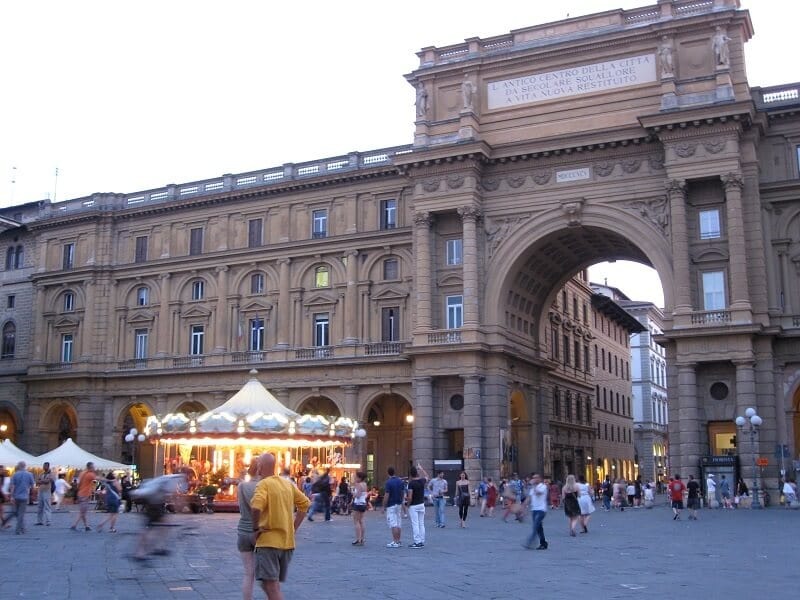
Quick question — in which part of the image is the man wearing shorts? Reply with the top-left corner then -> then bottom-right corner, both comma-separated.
382,466 -> 405,548
250,453 -> 310,600
686,474 -> 700,520
70,461 -> 97,531
669,474 -> 686,520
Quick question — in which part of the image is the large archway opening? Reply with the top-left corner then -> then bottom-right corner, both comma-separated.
41,403 -> 78,451
0,405 -> 20,445
362,394 -> 413,487
489,221 -> 667,485
119,402 -> 155,478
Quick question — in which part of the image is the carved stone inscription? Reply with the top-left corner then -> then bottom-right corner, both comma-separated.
487,54 -> 656,109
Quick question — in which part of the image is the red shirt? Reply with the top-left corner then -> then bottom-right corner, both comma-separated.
669,480 -> 686,501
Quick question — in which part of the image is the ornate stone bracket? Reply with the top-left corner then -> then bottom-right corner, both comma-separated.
560,198 -> 585,227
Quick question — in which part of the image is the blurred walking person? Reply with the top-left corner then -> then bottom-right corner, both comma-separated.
522,474 -> 548,550
53,473 -> 71,511
71,462 -> 98,532
561,474 -> 581,537
96,472 -> 122,532
35,461 -> 55,526
577,475 -> 595,533
669,474 -> 686,520
4,461 -> 35,534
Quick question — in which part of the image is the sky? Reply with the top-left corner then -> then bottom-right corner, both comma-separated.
1,1 -> 797,308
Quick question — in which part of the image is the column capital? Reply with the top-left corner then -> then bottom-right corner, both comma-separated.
277,257 -> 291,266
457,205 -> 483,223
665,179 -> 687,198
343,249 -> 359,259
216,265 -> 229,273
733,358 -> 756,368
461,374 -> 483,383
721,172 -> 744,191
160,273 -> 171,280
413,211 -> 434,228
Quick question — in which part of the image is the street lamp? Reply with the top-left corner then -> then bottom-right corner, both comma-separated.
124,427 -> 146,474
735,407 -> 763,510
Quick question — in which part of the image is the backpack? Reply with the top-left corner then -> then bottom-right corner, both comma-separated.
478,481 -> 488,498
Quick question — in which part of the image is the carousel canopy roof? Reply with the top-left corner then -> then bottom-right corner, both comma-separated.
0,439 -> 42,468
146,369 -> 363,443
36,438 -> 129,470
201,369 -> 299,420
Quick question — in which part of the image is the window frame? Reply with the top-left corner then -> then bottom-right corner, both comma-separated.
701,270 -> 726,311
63,291 -> 75,312
136,286 -> 149,306
445,238 -> 463,266
381,306 -> 400,342
314,266 -> 330,288
190,325 -> 205,355
189,227 -> 204,256
1,321 -> 15,358
446,295 -> 463,329
248,218 -> 263,248
63,243 -> 75,270
380,199 -> 397,230
249,317 -> 265,351
134,236 -> 148,263
312,209 -> 328,239
313,313 -> 330,347
61,333 -> 74,363
191,280 -> 205,301
382,258 -> 399,280
250,273 -> 265,295
134,328 -> 148,360
698,208 -> 721,240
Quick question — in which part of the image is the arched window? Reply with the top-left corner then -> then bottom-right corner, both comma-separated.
1,322 -> 15,358
314,266 -> 329,288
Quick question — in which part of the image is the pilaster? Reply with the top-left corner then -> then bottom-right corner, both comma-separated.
462,374 -> 483,481
413,212 -> 434,333
458,205 -> 481,326
412,377 -> 434,473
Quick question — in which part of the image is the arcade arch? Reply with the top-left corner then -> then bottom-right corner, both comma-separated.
0,404 -> 21,444
362,393 -> 413,486
119,402 -> 155,477
41,403 -> 78,450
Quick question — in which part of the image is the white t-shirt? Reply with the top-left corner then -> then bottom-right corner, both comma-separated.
706,478 -> 716,493
529,482 -> 548,511
54,478 -> 70,496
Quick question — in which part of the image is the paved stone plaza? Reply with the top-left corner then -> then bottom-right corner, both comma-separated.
0,498 -> 797,599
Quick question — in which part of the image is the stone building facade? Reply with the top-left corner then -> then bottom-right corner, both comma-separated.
1,0 -> 799,491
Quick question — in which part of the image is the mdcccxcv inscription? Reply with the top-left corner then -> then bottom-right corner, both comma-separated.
487,54 -> 656,109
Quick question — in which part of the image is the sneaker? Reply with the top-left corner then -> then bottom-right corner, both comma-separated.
386,541 -> 401,548
409,542 -> 423,548
85,526 -> 92,531
536,543 -> 548,550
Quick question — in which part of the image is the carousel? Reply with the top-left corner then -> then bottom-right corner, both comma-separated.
143,369 -> 365,510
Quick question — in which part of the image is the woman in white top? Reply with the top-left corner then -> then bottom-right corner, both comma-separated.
577,475 -> 595,533
351,471 -> 368,545
53,473 -> 72,511
783,479 -> 797,508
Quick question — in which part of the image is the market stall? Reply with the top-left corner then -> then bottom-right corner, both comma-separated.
1,439 -> 42,468
143,369 -> 364,511
36,438 -> 130,471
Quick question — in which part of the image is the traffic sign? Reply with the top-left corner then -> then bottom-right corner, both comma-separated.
756,457 -> 769,467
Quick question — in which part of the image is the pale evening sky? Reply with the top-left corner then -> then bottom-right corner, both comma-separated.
1,1 -> 797,309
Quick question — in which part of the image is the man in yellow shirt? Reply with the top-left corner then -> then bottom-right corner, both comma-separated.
250,453 -> 310,600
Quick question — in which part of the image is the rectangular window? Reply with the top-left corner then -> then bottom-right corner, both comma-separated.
61,333 -> 74,363
553,388 -> 560,418
189,227 -> 203,255
190,325 -> 205,355
134,329 -> 148,359
137,287 -> 149,306
134,236 -> 148,263
584,346 -> 590,373
551,328 -> 559,360
563,335 -> 570,365
191,280 -> 205,301
383,258 -> 398,280
699,209 -> 721,239
248,218 -> 263,248
565,394 -> 572,421
380,199 -> 397,230
446,295 -> 463,329
574,341 -> 581,370
64,292 -> 75,312
573,297 -> 578,319
313,313 -> 329,347
312,210 -> 328,238
446,239 -> 463,266
250,273 -> 265,294
702,271 -> 726,310
7,295 -> 14,309
381,307 -> 400,342
63,243 -> 75,270
583,303 -> 588,324
249,318 -> 265,351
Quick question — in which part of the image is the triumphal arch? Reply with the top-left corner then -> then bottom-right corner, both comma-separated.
399,0 -> 800,487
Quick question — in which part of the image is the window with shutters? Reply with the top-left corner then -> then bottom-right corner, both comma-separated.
189,227 -> 204,255
248,218 -> 263,248
135,236 -> 148,263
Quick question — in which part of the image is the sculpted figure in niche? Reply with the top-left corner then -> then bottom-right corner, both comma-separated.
461,74 -> 476,111
415,83 -> 429,118
712,26 -> 730,66
658,36 -> 674,78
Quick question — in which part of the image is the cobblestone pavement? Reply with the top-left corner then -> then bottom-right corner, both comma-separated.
0,499 -> 796,599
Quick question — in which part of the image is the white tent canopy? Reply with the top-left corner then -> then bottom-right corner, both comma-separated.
36,438 -> 129,471
0,439 -> 42,468
200,370 -> 299,420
